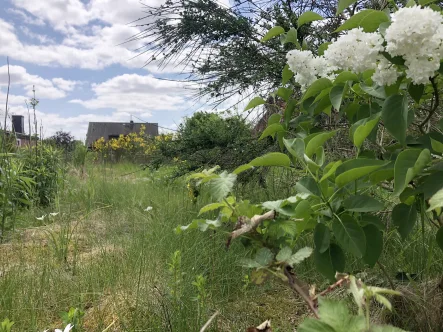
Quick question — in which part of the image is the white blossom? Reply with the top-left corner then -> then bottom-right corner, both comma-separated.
144,206 -> 153,212
286,49 -> 334,90
44,324 -> 73,332
372,57 -> 400,86
324,28 -> 384,74
385,5 -> 443,84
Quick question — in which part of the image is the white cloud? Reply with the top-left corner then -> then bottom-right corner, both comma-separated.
20,26 -> 54,44
6,8 -> 45,26
0,65 -> 78,99
70,73 -> 191,113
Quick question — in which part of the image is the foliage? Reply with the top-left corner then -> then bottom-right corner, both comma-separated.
60,308 -> 84,332
46,131 -> 75,152
179,0 -> 443,328
0,319 -> 14,332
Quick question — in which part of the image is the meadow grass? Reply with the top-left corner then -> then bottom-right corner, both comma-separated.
0,161 -> 442,331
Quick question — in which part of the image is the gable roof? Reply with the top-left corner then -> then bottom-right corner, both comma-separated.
86,122 -> 159,147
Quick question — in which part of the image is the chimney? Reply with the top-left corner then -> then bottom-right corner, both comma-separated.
129,120 -> 134,130
12,115 -> 24,134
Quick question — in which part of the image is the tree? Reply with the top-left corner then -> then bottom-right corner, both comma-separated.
134,0 -> 389,107
47,131 -> 74,151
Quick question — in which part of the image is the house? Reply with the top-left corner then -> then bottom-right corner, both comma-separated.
9,115 -> 36,147
86,121 -> 159,148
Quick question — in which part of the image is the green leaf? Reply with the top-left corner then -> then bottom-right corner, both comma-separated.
298,11 -> 323,27
317,298 -> 366,332
361,83 -> 387,99
343,195 -> 384,212
363,224 -> 383,267
287,247 -> 313,266
320,160 -> 342,182
408,83 -> 424,103
336,9 -> 390,33
335,159 -> 388,187
436,227 -> 443,252
198,202 -> 226,215
284,27 -> 298,45
392,203 -> 417,240
428,187 -> 443,211
301,78 -> 333,102
415,171 -> 443,199
419,0 -> 438,5
282,64 -> 294,85
232,164 -> 252,175
259,123 -> 285,140
360,214 -> 385,230
394,149 -> 431,196
208,171 -> 237,201
337,0 -> 358,14
318,42 -> 331,56
244,96 -> 265,111
314,223 -> 330,253
406,0 -> 416,7
276,246 -> 292,262
330,84 -> 345,111
277,87 -> 293,101
350,113 -> 381,150
335,71 -> 359,84
369,162 -> 395,184
382,94 -> 409,146
255,247 -> 274,266
314,244 -> 346,281
298,319 -> 336,332
332,214 -> 366,258
305,131 -> 337,158
284,137 -> 305,161
267,113 -> 282,126
295,177 -> 321,197
261,26 -> 285,42
249,152 -> 291,168
431,137 -> 443,153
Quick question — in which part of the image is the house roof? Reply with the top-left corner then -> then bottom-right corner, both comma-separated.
86,122 -> 159,147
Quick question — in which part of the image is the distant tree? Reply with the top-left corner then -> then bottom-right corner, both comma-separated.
47,131 -> 74,151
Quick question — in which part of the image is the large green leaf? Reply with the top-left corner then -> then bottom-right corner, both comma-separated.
249,152 -> 291,168
415,171 -> 443,199
392,203 -> 417,240
305,131 -> 337,158
282,64 -> 294,85
314,223 -> 330,253
298,319 -> 336,332
335,159 -> 388,187
394,149 -> 431,196
330,84 -> 346,111
317,298 -> 366,332
283,137 -> 305,161
198,202 -> 226,216
301,78 -> 333,102
332,214 -> 366,258
255,247 -> 274,266
428,187 -> 443,211
320,160 -> 342,182
295,177 -> 321,197
244,96 -> 265,111
361,83 -> 387,99
285,27 -> 298,45
208,171 -> 237,201
336,9 -> 390,33
382,94 -> 409,146
276,246 -> 292,262
350,113 -> 381,150
314,244 -> 345,281
259,123 -> 285,140
343,195 -> 384,212
437,227 -> 443,252
335,71 -> 359,84
369,162 -> 395,184
298,11 -> 323,27
363,224 -> 383,267
408,83 -> 424,103
287,247 -> 313,266
337,0 -> 358,14
261,26 -> 285,42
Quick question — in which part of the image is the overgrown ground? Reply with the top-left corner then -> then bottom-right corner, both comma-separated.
0,162 -> 442,331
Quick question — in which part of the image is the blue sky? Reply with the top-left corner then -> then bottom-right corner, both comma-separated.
0,0 -> 230,139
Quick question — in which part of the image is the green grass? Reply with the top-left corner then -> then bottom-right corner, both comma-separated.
0,161 -> 442,331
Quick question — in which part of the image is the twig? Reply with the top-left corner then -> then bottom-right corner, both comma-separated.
199,310 -> 219,332
419,76 -> 439,134
284,265 -> 319,318
312,275 -> 350,301
226,210 -> 276,248
377,261 -> 395,290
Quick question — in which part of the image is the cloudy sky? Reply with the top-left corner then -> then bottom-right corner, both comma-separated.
0,0 -> 230,140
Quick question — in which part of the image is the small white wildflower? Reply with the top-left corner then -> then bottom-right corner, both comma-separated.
144,206 -> 153,212
43,324 -> 73,332
324,28 -> 384,74
36,215 -> 46,221
49,212 -> 59,217
372,56 -> 400,86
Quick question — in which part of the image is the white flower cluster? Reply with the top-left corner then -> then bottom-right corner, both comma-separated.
385,5 -> 443,84
324,28 -> 384,74
287,6 -> 443,87
286,49 -> 334,90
